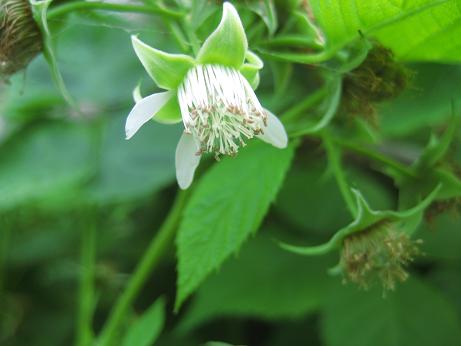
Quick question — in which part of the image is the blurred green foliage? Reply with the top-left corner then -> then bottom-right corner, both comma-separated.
1,1 -> 461,346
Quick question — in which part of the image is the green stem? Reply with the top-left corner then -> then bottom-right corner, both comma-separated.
97,190 -> 190,346
282,86 -> 328,123
258,35 -> 323,49
165,19 -> 189,53
47,1 -> 184,21
182,22 -> 200,55
323,132 -> 358,217
77,211 -> 97,346
338,140 -> 416,178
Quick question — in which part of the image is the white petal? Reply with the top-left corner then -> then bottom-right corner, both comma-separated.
257,110 -> 288,149
125,91 -> 173,140
175,132 -> 201,189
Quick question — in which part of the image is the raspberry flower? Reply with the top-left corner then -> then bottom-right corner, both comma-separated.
125,3 -> 288,189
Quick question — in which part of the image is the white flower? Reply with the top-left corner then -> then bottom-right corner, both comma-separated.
126,64 -> 287,189
124,3 -> 288,189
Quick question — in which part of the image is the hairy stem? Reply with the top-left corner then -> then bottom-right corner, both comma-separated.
97,190 -> 190,346
323,132 -> 358,217
47,1 -> 184,21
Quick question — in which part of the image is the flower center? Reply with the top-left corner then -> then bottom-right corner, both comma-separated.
178,64 -> 267,158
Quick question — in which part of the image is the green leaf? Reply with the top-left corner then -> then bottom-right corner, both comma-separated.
197,3 -> 248,68
322,278 -> 461,346
132,36 -> 195,90
178,235 -> 333,332
0,122 -> 94,210
175,142 -> 296,309
122,298 -> 165,346
310,0 -> 461,62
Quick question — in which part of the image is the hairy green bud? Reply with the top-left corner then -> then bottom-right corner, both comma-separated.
340,43 -> 411,123
0,0 -> 42,79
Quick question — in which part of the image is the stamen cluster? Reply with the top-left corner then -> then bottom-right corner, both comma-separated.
178,64 -> 267,158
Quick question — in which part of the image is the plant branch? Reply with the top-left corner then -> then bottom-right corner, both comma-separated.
47,1 -> 184,21
97,190 -> 190,346
323,132 -> 358,217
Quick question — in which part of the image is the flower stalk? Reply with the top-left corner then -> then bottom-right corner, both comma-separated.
97,190 -> 190,346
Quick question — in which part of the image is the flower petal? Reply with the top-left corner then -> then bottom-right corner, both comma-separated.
257,110 -> 288,148
125,91 -> 173,140
175,132 -> 201,189
197,2 -> 248,68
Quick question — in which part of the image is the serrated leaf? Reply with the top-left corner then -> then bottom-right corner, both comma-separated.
122,298 -> 165,346
175,142 -> 295,309
322,278 -> 461,346
310,0 -> 461,62
197,3 -> 248,68
178,235 -> 333,332
132,36 -> 195,90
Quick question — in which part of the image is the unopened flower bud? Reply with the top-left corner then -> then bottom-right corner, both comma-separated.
0,0 -> 42,79
340,43 -> 411,122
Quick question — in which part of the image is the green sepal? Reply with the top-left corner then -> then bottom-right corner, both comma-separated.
435,169 -> 461,199
278,185 -> 441,256
415,115 -> 459,169
240,51 -> 263,89
132,36 -> 195,90
197,2 -> 248,69
154,95 -> 182,124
